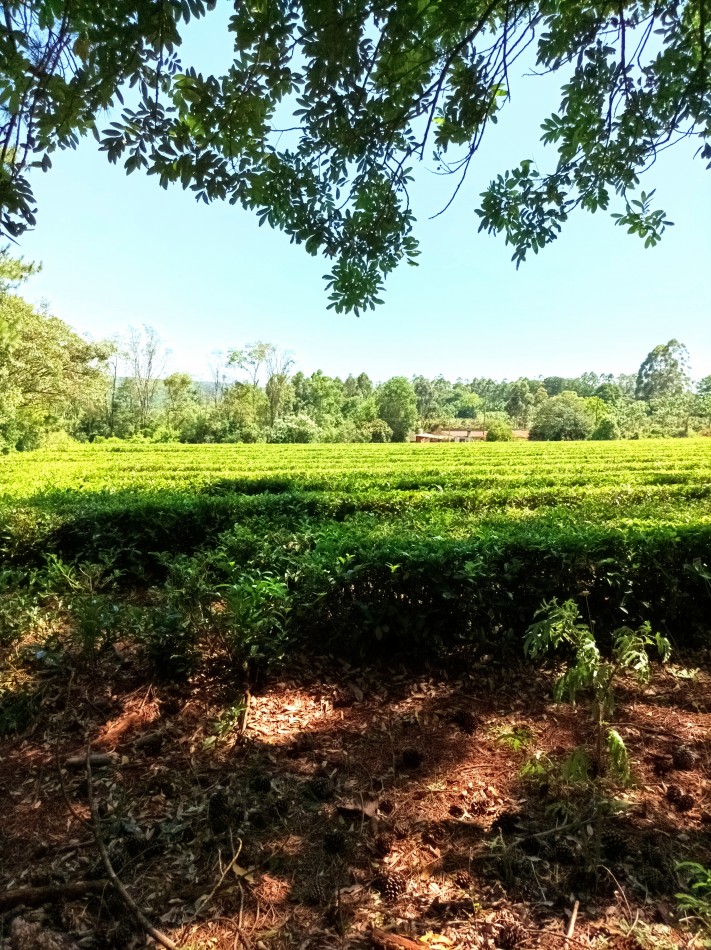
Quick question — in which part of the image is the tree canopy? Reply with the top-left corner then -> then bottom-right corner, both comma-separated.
0,251 -> 109,449
2,1 -> 710,311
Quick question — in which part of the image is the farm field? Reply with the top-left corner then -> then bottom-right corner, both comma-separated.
1,440 -> 711,950
1,439 -> 710,654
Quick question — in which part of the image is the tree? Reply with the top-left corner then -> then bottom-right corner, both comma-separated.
486,420 -> 513,441
292,371 -> 343,427
595,382 -> 624,406
2,2 -> 708,313
228,342 -> 274,416
124,325 -> 167,431
529,392 -> 594,441
412,376 -> 444,422
692,377 -> 711,430
505,380 -> 534,428
269,414 -> 320,444
376,377 -> 418,443
163,371 -> 198,434
264,347 -> 294,426
0,251 -> 108,449
590,417 -> 621,441
455,391 -> 483,420
635,339 -> 691,401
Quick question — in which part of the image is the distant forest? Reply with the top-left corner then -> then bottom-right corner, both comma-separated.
2,252 -> 709,450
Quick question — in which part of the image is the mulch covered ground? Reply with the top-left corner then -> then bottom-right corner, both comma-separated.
1,643 -> 710,949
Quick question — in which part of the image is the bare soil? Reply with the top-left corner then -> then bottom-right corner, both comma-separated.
1,645 -> 710,949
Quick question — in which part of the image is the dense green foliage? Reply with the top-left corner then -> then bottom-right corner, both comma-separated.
2,2 -> 709,310
1,440 -> 709,671
1,255 -> 709,449
0,252 -> 109,450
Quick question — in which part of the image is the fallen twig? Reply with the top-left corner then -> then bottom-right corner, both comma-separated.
65,753 -> 115,769
371,928 -> 424,950
564,899 -> 579,948
0,881 -> 109,911
238,689 -> 251,737
85,743 -> 179,950
193,838 -> 244,914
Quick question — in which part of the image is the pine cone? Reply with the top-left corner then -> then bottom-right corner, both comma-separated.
374,871 -> 407,901
495,912 -> 526,949
672,745 -> 696,771
323,828 -> 347,855
400,747 -> 423,770
251,773 -> 272,794
207,789 -> 232,835
422,826 -> 445,848
452,709 -> 477,734
374,832 -> 395,857
378,797 -> 395,815
551,838 -> 577,866
492,810 -> 521,834
308,775 -> 334,800
304,879 -> 330,906
639,866 -> 666,895
453,869 -> 473,889
250,809 -> 268,829
652,755 -> 674,776
449,803 -> 465,818
666,783 -> 683,804
265,798 -> 286,820
601,829 -> 627,861
640,835 -> 668,868
675,792 -> 695,812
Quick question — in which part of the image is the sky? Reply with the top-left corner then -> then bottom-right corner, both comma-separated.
15,8 -> 711,385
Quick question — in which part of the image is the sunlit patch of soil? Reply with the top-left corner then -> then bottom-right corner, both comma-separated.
1,649 -> 709,949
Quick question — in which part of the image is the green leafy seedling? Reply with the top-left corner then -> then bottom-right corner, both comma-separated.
524,599 -> 670,779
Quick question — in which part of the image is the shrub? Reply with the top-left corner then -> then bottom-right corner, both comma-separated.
590,417 -> 621,440
524,598 -> 670,778
367,419 -> 393,442
486,421 -> 513,442
529,392 -> 593,441
269,414 -> 320,443
130,606 -> 199,681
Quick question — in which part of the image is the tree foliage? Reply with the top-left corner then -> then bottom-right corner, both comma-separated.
1,1 -> 709,312
376,376 -> 418,442
529,391 -> 594,441
635,338 -> 691,401
0,250 -> 108,449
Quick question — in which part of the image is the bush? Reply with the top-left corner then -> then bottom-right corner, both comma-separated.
591,417 -> 620,441
486,421 -> 513,442
530,393 -> 593,441
367,419 -> 393,443
269,414 -> 320,443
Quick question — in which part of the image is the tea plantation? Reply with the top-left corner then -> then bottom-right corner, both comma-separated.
1,439 -> 709,665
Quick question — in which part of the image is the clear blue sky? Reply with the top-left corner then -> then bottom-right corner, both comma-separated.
16,9 -> 711,385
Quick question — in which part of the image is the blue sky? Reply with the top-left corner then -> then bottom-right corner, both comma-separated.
17,9 -> 711,385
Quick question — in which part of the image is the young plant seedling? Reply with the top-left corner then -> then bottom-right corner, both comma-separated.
524,599 -> 671,780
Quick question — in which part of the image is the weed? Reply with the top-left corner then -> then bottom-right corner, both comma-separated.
677,862 -> 711,938
524,598 -> 670,778
67,593 -> 122,656
203,700 -> 249,749
0,568 -> 40,645
0,684 -> 42,735
496,725 -> 533,752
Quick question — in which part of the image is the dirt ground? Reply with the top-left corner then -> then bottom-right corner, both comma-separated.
1,644 -> 710,949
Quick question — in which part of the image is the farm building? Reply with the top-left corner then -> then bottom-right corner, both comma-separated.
414,428 -> 529,442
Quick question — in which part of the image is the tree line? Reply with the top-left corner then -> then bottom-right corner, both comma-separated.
1,252 -> 709,451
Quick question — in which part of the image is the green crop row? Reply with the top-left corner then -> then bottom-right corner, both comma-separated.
0,441 -> 709,670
